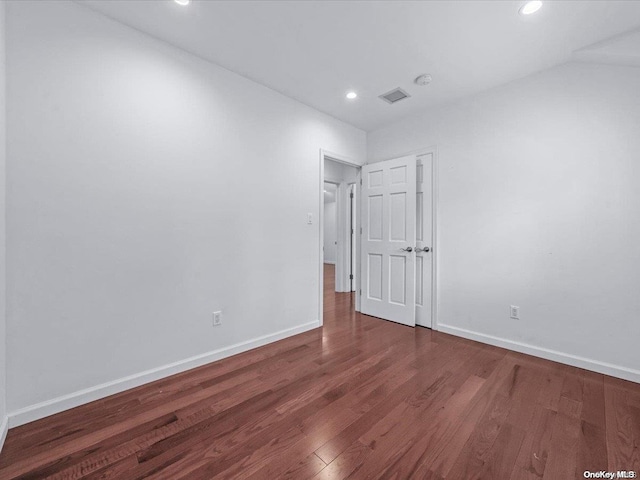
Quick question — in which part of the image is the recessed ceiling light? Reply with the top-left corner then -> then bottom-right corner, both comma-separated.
175,0 -> 190,6
346,91 -> 358,100
519,1 -> 542,15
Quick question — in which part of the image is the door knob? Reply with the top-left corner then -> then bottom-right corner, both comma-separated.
400,247 -> 413,252
416,247 -> 431,253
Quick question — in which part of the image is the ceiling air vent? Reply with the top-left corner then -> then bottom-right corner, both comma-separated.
379,88 -> 411,105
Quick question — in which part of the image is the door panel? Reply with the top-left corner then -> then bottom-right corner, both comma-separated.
389,255 -> 407,305
389,193 -> 407,241
367,254 -> 383,300
390,165 -> 407,184
368,169 -> 383,187
416,153 -> 433,327
360,155 -> 417,327
368,195 -> 383,240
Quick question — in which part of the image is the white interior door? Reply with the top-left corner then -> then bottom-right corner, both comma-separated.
360,155 -> 417,327
416,153 -> 433,328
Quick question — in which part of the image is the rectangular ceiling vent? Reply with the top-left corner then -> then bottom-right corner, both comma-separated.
379,88 -> 411,105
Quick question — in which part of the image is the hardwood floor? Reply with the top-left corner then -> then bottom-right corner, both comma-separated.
1,263 -> 638,479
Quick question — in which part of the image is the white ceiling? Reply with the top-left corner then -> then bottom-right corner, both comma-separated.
80,0 -> 640,131
573,29 -> 640,67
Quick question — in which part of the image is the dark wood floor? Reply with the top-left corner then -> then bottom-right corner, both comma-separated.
1,264 -> 638,479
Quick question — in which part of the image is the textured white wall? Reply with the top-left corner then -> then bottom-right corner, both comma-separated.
368,62 -> 640,381
6,0 -> 365,417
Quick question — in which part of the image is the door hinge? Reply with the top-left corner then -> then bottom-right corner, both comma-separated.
350,192 -> 354,198
360,178 -> 362,185
349,274 -> 354,280
360,227 -> 362,234
359,289 -> 362,295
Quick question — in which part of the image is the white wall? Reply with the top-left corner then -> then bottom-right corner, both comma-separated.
323,190 -> 337,264
0,0 -> 7,448
6,0 -> 365,422
324,200 -> 338,264
368,62 -> 640,382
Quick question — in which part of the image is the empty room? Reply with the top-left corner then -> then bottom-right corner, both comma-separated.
0,0 -> 639,478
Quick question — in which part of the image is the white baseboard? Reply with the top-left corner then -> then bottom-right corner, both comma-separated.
437,324 -> 640,384
8,321 -> 320,428
323,261 -> 336,265
0,416 -> 8,454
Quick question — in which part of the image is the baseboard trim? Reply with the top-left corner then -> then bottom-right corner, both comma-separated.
323,261 -> 336,265
8,320 -> 320,428
0,416 -> 8,454
438,324 -> 640,384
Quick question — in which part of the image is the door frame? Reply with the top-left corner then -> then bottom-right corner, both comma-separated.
378,146 -> 439,331
319,146 -> 438,331
319,149 -> 362,327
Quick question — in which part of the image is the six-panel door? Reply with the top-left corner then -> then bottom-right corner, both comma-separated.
360,155 -> 417,327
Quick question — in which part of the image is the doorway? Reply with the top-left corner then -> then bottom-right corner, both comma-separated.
319,148 -> 437,330
320,152 -> 361,326
323,182 -> 338,267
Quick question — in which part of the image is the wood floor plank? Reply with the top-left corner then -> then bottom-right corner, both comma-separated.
502,364 -> 546,430
275,452 -> 327,480
440,394 -> 513,480
542,392 -> 582,480
80,455 -> 139,480
313,371 -> 426,465
472,422 -> 526,480
311,441 -> 372,480
10,413 -> 179,480
604,377 -> 640,474
401,357 -> 520,479
0,264 -> 636,480
561,368 -> 585,403
579,420 -> 609,476
509,405 -> 556,480
536,369 -> 564,412
350,375 -> 485,480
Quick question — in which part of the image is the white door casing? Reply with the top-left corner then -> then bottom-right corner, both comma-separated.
416,153 -> 433,328
360,155 -> 417,327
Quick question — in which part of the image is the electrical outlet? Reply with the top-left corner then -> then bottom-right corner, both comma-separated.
213,311 -> 222,326
510,305 -> 519,320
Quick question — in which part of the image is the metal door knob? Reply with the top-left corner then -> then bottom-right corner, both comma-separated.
416,247 -> 431,253
400,247 -> 413,252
